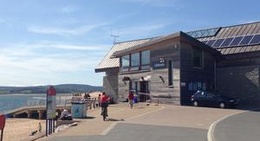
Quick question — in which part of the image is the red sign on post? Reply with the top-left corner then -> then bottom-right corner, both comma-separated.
47,86 -> 56,96
0,115 -> 6,130
46,86 -> 57,119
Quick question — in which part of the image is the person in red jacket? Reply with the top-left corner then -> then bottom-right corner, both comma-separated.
100,92 -> 110,120
128,91 -> 134,108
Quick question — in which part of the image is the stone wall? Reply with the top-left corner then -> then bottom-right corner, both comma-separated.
103,69 -> 119,103
217,65 -> 260,107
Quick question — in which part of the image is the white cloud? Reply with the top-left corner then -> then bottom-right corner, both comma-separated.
27,41 -> 107,51
0,43 -> 106,86
27,23 -> 107,36
123,0 -> 181,8
118,23 -> 169,38
60,6 -> 79,13
0,42 -> 109,75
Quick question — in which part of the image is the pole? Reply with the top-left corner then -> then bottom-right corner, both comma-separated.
53,120 -> 55,133
46,92 -> 48,136
0,129 -> 3,141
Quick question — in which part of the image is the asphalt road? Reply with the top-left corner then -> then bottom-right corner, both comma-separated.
213,111 -> 260,141
46,123 -> 207,141
38,104 -> 246,141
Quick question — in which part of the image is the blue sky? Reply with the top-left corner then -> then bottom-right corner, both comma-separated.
0,0 -> 259,86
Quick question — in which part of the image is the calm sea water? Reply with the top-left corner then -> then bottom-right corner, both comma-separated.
0,94 -> 46,114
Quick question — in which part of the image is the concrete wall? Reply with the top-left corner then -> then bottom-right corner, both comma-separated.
103,68 -> 119,103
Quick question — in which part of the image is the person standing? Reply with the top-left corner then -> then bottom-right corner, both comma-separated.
38,122 -> 42,133
98,94 -> 101,108
128,91 -> 134,108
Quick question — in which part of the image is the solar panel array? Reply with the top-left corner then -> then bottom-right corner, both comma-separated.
202,34 -> 260,48
186,27 -> 221,38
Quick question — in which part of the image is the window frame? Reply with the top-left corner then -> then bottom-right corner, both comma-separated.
120,50 -> 151,72
130,52 -> 140,71
140,50 -> 150,70
192,47 -> 204,68
121,55 -> 130,71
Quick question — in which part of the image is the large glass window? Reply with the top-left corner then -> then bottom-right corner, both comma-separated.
120,50 -> 150,72
141,50 -> 150,70
122,55 -> 130,71
192,48 -> 203,68
130,52 -> 140,70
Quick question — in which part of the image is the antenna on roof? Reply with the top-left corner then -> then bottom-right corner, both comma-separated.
111,34 -> 119,44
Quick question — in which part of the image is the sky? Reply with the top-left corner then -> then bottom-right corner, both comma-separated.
0,0 -> 259,87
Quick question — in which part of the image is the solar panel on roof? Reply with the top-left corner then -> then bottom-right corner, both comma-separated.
249,34 -> 260,44
230,36 -> 243,46
239,35 -> 253,45
206,40 -> 216,46
212,39 -> 224,48
186,27 -> 221,38
202,40 -> 208,44
201,34 -> 260,48
220,37 -> 233,47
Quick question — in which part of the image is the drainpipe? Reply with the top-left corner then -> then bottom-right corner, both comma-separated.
214,59 -> 217,90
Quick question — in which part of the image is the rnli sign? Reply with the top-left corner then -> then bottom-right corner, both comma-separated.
152,61 -> 166,69
46,86 -> 56,119
0,114 -> 5,130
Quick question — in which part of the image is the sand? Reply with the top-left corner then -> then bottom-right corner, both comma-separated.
1,91 -> 101,141
2,118 -> 46,141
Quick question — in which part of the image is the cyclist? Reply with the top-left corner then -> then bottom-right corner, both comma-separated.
100,92 -> 110,121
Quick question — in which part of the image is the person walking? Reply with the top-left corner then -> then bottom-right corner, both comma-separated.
128,91 -> 134,108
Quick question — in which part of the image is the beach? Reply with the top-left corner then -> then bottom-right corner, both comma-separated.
3,118 -> 46,141
0,92 -> 100,141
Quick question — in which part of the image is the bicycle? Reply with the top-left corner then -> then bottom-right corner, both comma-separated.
101,101 -> 109,121
102,106 -> 108,121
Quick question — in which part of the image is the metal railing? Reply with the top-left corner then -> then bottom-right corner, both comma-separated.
25,95 -> 73,107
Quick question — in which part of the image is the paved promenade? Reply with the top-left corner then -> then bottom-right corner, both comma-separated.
35,102 -> 243,141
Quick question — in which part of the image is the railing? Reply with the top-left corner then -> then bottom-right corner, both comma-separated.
138,92 -> 177,105
26,95 -> 73,107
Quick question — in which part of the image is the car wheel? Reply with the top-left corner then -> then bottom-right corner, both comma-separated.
193,101 -> 199,107
219,102 -> 225,108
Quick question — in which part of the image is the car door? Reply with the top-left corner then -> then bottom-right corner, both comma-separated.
205,92 -> 217,107
197,91 -> 207,106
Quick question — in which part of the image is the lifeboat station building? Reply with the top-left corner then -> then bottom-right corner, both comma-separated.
95,21 -> 260,107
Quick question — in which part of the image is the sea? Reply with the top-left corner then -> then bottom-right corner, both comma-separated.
0,93 -> 72,114
0,94 -> 45,114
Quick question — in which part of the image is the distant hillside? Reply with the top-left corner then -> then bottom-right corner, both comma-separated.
0,84 -> 103,94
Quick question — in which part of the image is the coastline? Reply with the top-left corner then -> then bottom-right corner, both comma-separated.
1,92 -> 99,141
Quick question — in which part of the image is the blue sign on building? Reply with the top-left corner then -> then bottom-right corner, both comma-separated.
152,61 -> 166,69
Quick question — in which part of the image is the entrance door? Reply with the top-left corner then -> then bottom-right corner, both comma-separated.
139,81 -> 149,102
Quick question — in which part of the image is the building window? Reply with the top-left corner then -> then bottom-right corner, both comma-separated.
120,50 -> 150,72
130,52 -> 140,70
141,50 -> 150,70
192,48 -> 203,68
122,55 -> 130,71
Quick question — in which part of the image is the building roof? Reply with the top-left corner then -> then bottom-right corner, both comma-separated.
195,21 -> 260,55
112,31 -> 220,57
95,21 -> 260,72
95,38 -> 153,72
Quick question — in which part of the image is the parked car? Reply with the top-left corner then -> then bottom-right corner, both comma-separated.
191,90 -> 239,108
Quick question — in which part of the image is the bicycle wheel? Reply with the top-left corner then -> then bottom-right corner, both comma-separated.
103,107 -> 107,121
